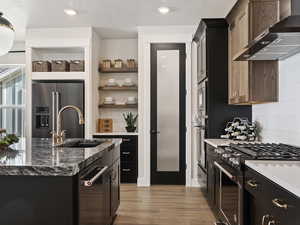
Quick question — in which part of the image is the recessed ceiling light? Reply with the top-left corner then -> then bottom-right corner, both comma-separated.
158,6 -> 170,15
64,9 -> 77,16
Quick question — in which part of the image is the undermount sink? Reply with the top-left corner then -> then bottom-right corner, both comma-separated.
57,139 -> 105,148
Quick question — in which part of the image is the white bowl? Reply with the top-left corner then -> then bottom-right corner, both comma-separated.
107,79 -> 117,86
127,96 -> 136,101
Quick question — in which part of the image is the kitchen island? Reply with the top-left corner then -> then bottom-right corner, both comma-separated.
0,138 -> 121,225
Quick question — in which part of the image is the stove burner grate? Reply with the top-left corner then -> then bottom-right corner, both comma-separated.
229,143 -> 300,159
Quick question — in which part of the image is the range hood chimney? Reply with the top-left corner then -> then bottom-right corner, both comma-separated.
235,0 -> 300,61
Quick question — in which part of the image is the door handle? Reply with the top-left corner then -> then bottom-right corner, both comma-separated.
52,92 -> 56,134
214,162 -> 236,181
122,152 -> 130,155
247,179 -> 258,188
151,130 -> 161,134
272,198 -> 288,209
262,215 -> 270,225
56,92 -> 59,116
268,220 -> 276,225
82,166 -> 108,187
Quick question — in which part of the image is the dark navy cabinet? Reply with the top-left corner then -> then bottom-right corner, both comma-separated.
94,135 -> 138,183
244,167 -> 300,225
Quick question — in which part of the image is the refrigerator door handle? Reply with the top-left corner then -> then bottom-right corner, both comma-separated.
56,91 -> 60,119
52,92 -> 56,135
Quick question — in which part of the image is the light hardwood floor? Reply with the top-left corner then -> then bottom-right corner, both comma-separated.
114,184 -> 216,225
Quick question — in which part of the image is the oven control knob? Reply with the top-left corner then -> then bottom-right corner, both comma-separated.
222,153 -> 231,159
215,148 -> 224,154
229,157 -> 239,166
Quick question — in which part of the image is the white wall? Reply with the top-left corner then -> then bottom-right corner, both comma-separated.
91,31 -> 102,134
138,25 -> 196,187
253,53 -> 300,146
0,41 -> 25,64
99,39 -> 138,132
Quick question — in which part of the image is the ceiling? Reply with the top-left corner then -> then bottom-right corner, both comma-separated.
1,0 -> 237,40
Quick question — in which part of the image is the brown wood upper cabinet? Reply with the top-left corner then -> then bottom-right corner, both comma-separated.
227,0 -> 279,105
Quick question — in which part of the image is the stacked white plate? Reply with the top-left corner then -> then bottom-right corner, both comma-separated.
103,97 -> 115,105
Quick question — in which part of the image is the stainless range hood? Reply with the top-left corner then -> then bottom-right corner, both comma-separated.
235,0 -> 300,61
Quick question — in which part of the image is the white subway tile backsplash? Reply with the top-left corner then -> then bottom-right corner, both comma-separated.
253,53 -> 300,146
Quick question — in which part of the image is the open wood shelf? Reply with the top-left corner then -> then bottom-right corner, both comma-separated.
98,104 -> 138,109
99,67 -> 138,73
98,86 -> 138,91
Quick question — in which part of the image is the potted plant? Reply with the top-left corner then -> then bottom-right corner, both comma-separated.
122,112 -> 138,132
0,129 -> 19,151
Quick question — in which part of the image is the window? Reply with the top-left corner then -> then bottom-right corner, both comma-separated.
0,65 -> 25,137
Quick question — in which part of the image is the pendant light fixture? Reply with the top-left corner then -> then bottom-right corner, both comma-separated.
0,12 -> 15,56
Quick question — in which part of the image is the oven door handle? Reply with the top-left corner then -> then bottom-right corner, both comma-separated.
214,161 -> 235,180
82,166 -> 108,187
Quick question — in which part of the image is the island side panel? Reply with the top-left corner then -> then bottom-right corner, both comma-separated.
0,175 -> 79,225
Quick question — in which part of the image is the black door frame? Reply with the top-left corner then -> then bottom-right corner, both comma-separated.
150,43 -> 186,185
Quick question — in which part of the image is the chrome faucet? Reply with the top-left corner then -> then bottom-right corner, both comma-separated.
52,105 -> 85,146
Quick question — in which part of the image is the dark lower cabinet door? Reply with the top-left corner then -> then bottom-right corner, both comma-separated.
244,194 -> 269,225
245,167 -> 300,225
93,135 -> 138,184
104,170 -> 111,225
111,160 -> 120,215
79,179 -> 106,225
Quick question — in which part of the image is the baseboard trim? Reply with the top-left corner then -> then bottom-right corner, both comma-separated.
137,177 -> 203,187
137,177 -> 150,187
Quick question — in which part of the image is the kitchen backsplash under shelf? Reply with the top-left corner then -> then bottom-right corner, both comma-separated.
98,104 -> 138,109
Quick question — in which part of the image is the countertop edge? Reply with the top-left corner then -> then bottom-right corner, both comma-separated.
0,139 -> 122,177
204,139 -> 260,148
204,139 -> 232,148
245,161 -> 300,198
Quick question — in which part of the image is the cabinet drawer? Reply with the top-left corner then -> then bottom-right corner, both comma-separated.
267,184 -> 300,224
121,137 -> 137,149
121,148 -> 136,162
245,167 -> 300,225
245,166 -> 269,197
121,162 -> 137,183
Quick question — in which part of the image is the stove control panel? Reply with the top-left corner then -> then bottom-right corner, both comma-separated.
214,147 -> 243,168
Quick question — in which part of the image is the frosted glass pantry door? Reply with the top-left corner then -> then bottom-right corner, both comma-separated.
156,50 -> 180,172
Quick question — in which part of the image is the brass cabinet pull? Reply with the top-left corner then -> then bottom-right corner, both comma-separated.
122,152 -> 130,155
247,179 -> 258,188
261,215 -> 270,225
268,220 -> 276,225
123,138 -> 131,142
272,198 -> 288,209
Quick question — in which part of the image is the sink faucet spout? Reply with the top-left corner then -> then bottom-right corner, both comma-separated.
52,105 -> 85,146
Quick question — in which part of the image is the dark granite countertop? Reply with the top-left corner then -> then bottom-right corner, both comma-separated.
0,138 -> 121,176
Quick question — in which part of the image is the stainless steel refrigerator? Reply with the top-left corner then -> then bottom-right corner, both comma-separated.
32,81 -> 84,138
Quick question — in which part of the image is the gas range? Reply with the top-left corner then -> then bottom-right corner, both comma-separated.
214,143 -> 300,169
